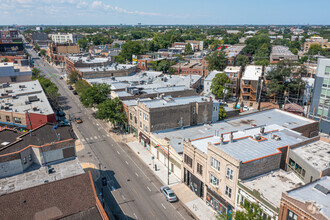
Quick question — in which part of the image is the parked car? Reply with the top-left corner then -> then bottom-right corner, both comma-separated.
72,90 -> 78,95
75,117 -> 83,124
102,177 -> 107,186
160,186 -> 177,202
243,106 -> 249,111
59,76 -> 63,79
68,85 -> 73,90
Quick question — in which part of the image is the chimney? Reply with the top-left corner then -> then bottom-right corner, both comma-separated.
230,131 -> 234,142
260,127 -> 265,134
220,133 -> 224,145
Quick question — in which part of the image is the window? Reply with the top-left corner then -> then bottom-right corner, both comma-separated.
23,157 -> 27,164
139,122 -> 142,128
14,117 -> 21,124
209,173 -> 219,186
289,158 -> 295,167
287,210 -> 298,220
134,116 -> 137,124
226,167 -> 234,180
6,115 -> 10,122
197,163 -> 203,175
28,154 -> 32,161
193,107 -> 196,114
139,110 -> 142,117
184,154 -> 193,167
143,113 -> 149,122
144,125 -> 148,132
129,113 -> 132,120
225,186 -> 232,198
210,157 -> 220,171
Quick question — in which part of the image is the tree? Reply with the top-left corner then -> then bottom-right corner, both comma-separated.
266,60 -> 306,104
205,51 -> 227,71
75,80 -> 91,94
37,76 -> 60,105
211,73 -> 232,99
218,106 -> 227,120
80,83 -> 111,108
157,60 -> 170,73
185,43 -> 193,55
120,41 -> 143,62
3,57 -> 8,62
68,70 -> 79,84
96,98 -> 127,127
235,54 -> 249,67
307,44 -> 324,55
39,49 -> 46,57
77,38 -> 89,50
235,200 -> 267,220
114,55 -> 126,64
34,44 -> 40,52
113,43 -> 121,48
168,67 -> 176,75
32,68 -> 41,79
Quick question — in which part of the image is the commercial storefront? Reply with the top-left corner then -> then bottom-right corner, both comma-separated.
183,168 -> 204,198
206,186 -> 232,216
139,132 -> 150,148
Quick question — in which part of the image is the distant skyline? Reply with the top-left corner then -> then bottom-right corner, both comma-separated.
0,0 -> 330,25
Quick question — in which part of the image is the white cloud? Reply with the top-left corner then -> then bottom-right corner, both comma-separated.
91,0 -> 102,8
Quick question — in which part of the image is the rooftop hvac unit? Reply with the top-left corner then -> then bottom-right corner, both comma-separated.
32,106 -> 38,111
19,85 -> 25,88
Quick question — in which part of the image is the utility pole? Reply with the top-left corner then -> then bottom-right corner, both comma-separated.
257,78 -> 263,111
167,145 -> 170,185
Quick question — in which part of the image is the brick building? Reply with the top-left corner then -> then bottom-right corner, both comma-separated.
48,43 -> 80,66
0,30 -> 24,56
0,80 -> 56,129
279,176 -> 329,220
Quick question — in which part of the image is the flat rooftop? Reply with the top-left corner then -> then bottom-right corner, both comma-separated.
205,71 -> 222,81
292,139 -> 330,172
0,80 -> 54,116
242,65 -> 262,81
271,46 -> 295,56
87,71 -> 201,91
153,109 -> 315,154
0,158 -> 84,195
141,96 -> 213,109
0,124 -> 74,155
224,66 -> 241,73
78,64 -> 136,73
287,176 -> 330,219
0,171 -> 104,220
240,169 -> 304,208
69,56 -> 109,64
0,62 -> 31,75
191,124 -> 306,162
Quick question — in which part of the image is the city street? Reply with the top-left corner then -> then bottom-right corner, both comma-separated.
26,46 -> 194,220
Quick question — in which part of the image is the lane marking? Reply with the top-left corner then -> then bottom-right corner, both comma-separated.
170,204 -> 185,220
117,151 -> 120,154
94,136 -> 97,139
133,188 -> 138,195
149,210 -> 155,217
89,137 -> 93,140
147,186 -> 151,191
86,138 -> 89,141
121,194 -> 126,200
161,203 -> 166,209
106,134 -> 110,137
125,161 -> 129,165
135,172 -> 139,177
133,213 -> 138,219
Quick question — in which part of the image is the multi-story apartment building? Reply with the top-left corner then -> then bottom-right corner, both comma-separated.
224,44 -> 245,66
303,36 -> 330,53
51,33 -> 82,44
240,65 -> 263,108
309,58 -> 330,134
279,176 -> 329,220
48,43 -> 80,66
224,66 -> 241,97
182,124 -> 308,216
204,71 -> 222,96
0,30 -> 24,56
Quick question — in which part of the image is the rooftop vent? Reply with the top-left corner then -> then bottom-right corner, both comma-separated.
19,85 -> 25,88
28,96 -> 39,102
1,93 -> 8,96
5,90 -> 13,93
314,184 -> 329,195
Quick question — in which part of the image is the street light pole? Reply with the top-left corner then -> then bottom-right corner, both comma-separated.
167,144 -> 170,185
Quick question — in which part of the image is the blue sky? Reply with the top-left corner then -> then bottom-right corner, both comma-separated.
0,0 -> 329,25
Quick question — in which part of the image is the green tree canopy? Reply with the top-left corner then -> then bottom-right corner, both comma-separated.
77,38 -> 89,50
235,200 -> 267,220
218,106 -> 227,120
185,43 -> 194,55
121,41 -> 143,62
211,73 -> 232,99
96,98 -> 127,126
80,83 -> 111,108
75,80 -> 91,94
114,55 -> 126,64
39,49 -> 47,57
205,51 -> 227,71
235,54 -> 249,67
307,44 -> 325,55
68,70 -> 79,84
32,68 -> 41,79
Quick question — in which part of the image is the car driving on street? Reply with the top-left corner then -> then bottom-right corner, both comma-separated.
160,186 -> 177,202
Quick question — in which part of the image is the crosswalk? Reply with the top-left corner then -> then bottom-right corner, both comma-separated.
81,134 -> 110,143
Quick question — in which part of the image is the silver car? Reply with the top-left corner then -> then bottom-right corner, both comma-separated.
160,186 -> 177,202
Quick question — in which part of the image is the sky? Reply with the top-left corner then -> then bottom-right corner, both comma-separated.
0,0 -> 329,25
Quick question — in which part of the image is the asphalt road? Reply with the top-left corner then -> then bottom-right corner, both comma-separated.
26,46 -> 194,220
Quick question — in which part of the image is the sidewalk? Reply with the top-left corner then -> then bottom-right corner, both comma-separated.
126,141 -> 180,186
126,141 -> 217,220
